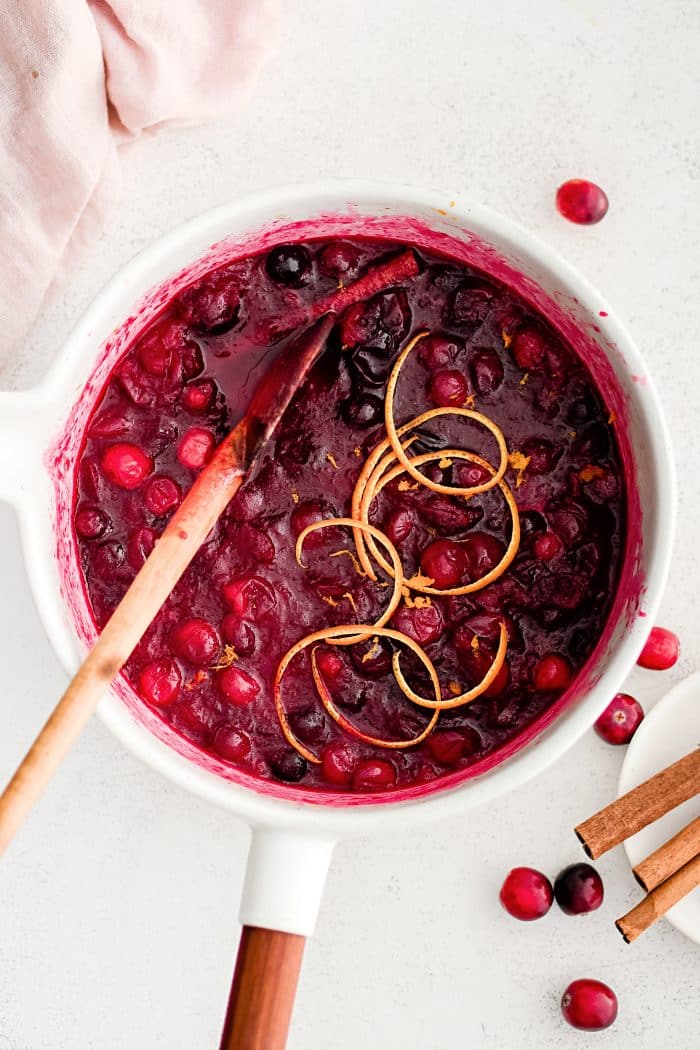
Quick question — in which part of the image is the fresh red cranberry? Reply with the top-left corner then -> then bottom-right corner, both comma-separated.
170,618 -> 220,666
266,244 -> 311,287
127,526 -> 157,569
177,427 -> 215,470
352,758 -> 397,791
637,626 -> 680,670
499,867 -> 553,920
556,180 -> 609,225
75,506 -> 110,540
221,615 -> 256,655
137,659 -> 181,707
212,725 -> 251,763
318,241 -> 361,279
533,531 -> 562,561
532,653 -> 572,691
217,665 -> 260,706
428,368 -> 470,407
321,740 -> 357,786
554,863 -> 604,915
469,348 -> 504,393
595,693 -> 644,744
182,379 -> 216,413
269,749 -> 308,782
461,533 -> 505,581
420,539 -> 467,588
392,603 -> 445,646
222,575 -> 276,621
145,475 -> 181,516
561,979 -> 617,1031
521,436 -> 560,475
511,327 -> 548,370
101,443 -> 153,490
418,335 -> 460,370
427,730 -> 465,765
384,507 -> 414,545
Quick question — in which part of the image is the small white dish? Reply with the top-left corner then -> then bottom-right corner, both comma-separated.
619,672 -> 700,945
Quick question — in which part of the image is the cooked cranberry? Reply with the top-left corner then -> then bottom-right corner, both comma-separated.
341,392 -> 384,427
222,575 -> 276,621
145,475 -> 181,516
321,740 -> 357,786
561,979 -> 617,1031
420,539 -> 467,588
270,749 -> 308,782
221,614 -> 256,655
637,626 -> 679,670
554,863 -> 604,915
75,506 -> 110,540
428,369 -> 470,407
230,482 -> 265,522
519,510 -> 547,542
127,527 -> 157,569
179,272 -> 241,332
236,523 -> 276,564
315,648 -> 347,688
93,541 -> 125,577
352,758 -> 396,791
585,470 -> 619,503
170,618 -> 220,666
511,326 -> 548,370
266,244 -> 311,287
521,436 -> 560,474
418,335 -> 460,370
470,348 -> 504,393
595,693 -> 644,744
288,707 -> 329,745
291,500 -> 335,546
182,379 -> 216,413
427,730 -> 465,765
351,637 -> 392,677
533,531 -> 562,561
101,443 -> 153,490
138,659 -> 181,707
532,653 -> 572,691
384,507 -> 414,545
318,241 -> 361,279
420,496 -> 481,532
351,346 -> 394,385
461,533 -> 505,581
453,461 -> 491,489
339,289 -> 410,351
556,179 -> 609,225
392,603 -> 445,646
89,406 -> 132,438
450,280 -> 495,327
177,427 -> 215,470
217,665 -> 260,706
547,498 -> 588,547
212,726 -> 251,763
499,867 -> 553,920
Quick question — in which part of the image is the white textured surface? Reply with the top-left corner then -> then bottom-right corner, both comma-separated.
1,1 -> 699,1047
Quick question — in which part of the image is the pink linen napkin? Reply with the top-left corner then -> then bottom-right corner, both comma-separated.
0,0 -> 278,367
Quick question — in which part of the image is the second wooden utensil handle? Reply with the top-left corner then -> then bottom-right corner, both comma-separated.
219,926 -> 306,1050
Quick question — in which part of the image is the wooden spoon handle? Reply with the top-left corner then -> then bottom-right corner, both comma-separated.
220,926 -> 306,1050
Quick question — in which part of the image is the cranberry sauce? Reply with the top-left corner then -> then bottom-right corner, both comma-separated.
73,238 -> 625,794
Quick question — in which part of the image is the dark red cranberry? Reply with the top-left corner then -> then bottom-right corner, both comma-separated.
75,506 -> 110,540
170,618 -> 220,666
428,368 -> 470,407
556,179 -> 609,225
469,348 -> 504,393
561,979 -> 617,1031
392,603 -> 445,646
427,730 -> 465,765
351,346 -> 394,385
418,335 -> 460,370
532,653 -> 572,691
221,614 -> 256,655
453,462 -> 491,489
89,406 -> 132,438
547,498 -> 588,548
339,289 -> 410,351
595,693 -> 644,744
384,507 -> 414,545
269,749 -> 308,782
318,241 -> 361,279
450,280 -> 496,327
222,575 -> 276,621
236,523 -> 276,564
230,482 -> 265,522
217,665 -> 260,706
499,867 -> 553,920
462,533 -> 505,581
290,500 -> 335,546
637,626 -> 679,670
136,320 -> 187,376
511,326 -> 548,370
352,758 -> 396,791
182,379 -> 216,413
93,540 -> 125,577
342,392 -> 384,427
533,531 -> 562,561
178,271 -> 241,332
266,244 -> 311,287
321,740 -> 357,786
127,527 -> 157,569
554,863 -> 604,915
585,470 -> 619,503
101,443 -> 153,490
177,427 -> 215,470
145,475 -> 181,516
420,539 -> 467,588
288,707 -> 329,745
212,726 -> 251,763
420,495 -> 481,532
138,659 -> 181,707
351,637 -> 392,677
521,436 -> 561,474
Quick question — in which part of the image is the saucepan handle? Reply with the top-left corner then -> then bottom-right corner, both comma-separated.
219,828 -> 335,1050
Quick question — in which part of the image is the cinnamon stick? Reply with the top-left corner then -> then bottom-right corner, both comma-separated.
633,816 -> 700,892
313,249 -> 420,316
575,748 -> 700,859
616,853 -> 700,943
